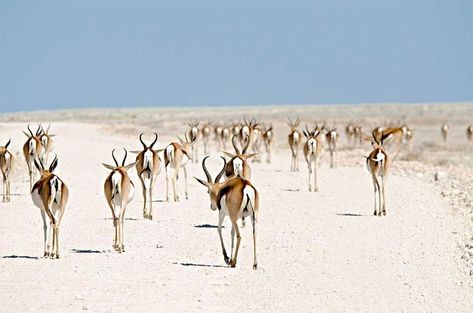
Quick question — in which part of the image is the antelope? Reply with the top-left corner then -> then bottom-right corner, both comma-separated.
132,133 -> 161,220
376,126 -> 407,160
38,124 -> 55,165
441,124 -> 449,143
324,125 -> 339,168
241,118 -> 261,162
103,149 -> 135,253
0,139 -> 13,202
303,125 -> 323,192
354,126 -> 364,146
23,125 -> 44,190
345,123 -> 355,145
223,135 -> 255,180
467,125 -> 473,141
365,130 -> 392,216
187,121 -> 200,163
214,124 -> 223,151
232,122 -> 241,137
287,118 -> 302,172
201,123 -> 211,155
262,124 -> 274,164
164,133 -> 196,202
31,155 -> 69,258
220,125 -> 231,151
195,156 -> 259,269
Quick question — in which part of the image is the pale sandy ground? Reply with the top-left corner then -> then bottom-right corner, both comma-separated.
0,103 -> 472,312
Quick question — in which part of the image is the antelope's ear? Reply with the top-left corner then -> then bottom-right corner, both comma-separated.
125,162 -> 136,170
303,130 -> 308,138
102,163 -> 115,170
194,177 -> 209,187
48,134 -> 56,137
155,148 -> 165,153
129,150 -> 141,154
5,139 -> 11,149
177,136 -> 185,145
244,153 -> 258,159
23,131 -> 30,137
222,151 -> 235,158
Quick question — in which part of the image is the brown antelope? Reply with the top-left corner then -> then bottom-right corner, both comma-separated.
23,125 -> 44,190
132,133 -> 161,220
377,127 -> 407,160
220,125 -> 231,151
240,118 -> 261,162
164,133 -> 196,202
214,123 -> 223,151
103,149 -> 135,253
345,123 -> 355,145
38,124 -> 55,165
303,125 -> 323,192
262,124 -> 274,164
223,135 -> 255,180
201,123 -> 211,155
187,121 -> 200,163
354,125 -> 364,146
287,118 -> 302,172
441,124 -> 449,143
0,139 -> 13,202
324,125 -> 339,168
366,130 -> 392,216
195,156 -> 259,269
467,125 -> 473,141
31,155 -> 69,258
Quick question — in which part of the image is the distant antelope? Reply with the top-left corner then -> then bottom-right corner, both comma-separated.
241,118 -> 261,162
195,156 -> 259,269
223,135 -> 255,180
0,139 -> 13,202
187,121 -> 200,163
354,126 -> 364,146
132,133 -> 161,220
366,130 -> 392,216
345,123 -> 355,144
220,125 -> 231,151
23,125 -> 44,190
38,124 -> 55,165
103,149 -> 135,253
303,125 -> 323,192
214,123 -> 223,151
201,123 -> 211,155
467,125 -> 473,141
441,124 -> 449,143
324,126 -> 339,168
287,118 -> 302,172
378,127 -> 408,160
164,133 -> 196,201
262,124 -> 274,164
31,155 -> 69,258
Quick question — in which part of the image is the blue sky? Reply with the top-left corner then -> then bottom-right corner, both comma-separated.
0,0 -> 472,112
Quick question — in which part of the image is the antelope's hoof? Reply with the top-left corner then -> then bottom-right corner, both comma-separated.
44,252 -> 50,258
230,260 -> 237,268
175,197 -> 179,202
55,254 -> 60,259
382,211 -> 386,216
253,264 -> 258,270
224,256 -> 230,264
314,188 -> 318,192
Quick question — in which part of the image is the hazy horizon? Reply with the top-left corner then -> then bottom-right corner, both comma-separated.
1,0 -> 472,113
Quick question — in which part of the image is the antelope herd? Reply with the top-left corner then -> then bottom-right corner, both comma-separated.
0,120 -> 472,269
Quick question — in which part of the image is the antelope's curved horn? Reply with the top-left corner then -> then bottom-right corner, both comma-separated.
111,149 -> 119,166
242,135 -> 250,154
139,133 -> 146,148
122,148 -> 127,166
231,135 -> 241,155
202,156 -> 212,183
27,124 -> 34,137
215,156 -> 226,183
150,133 -> 158,148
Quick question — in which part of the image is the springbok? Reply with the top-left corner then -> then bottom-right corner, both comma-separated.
38,124 -> 55,165
262,124 -> 274,164
324,125 -> 339,168
345,123 -> 355,145
223,135 -> 255,180
220,125 -> 231,151
195,156 -> 259,269
241,118 -> 261,162
354,126 -> 364,146
103,149 -> 135,253
23,125 -> 44,190
164,133 -> 196,202
187,121 -> 200,163
0,139 -> 13,202
377,126 -> 408,160
31,155 -> 69,258
366,130 -> 392,216
287,118 -> 302,172
441,124 -> 449,143
303,125 -> 323,192
132,133 -> 161,220
201,123 -> 211,155
467,125 -> 473,141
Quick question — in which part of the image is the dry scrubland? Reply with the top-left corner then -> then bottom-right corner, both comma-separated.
0,103 -> 472,312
